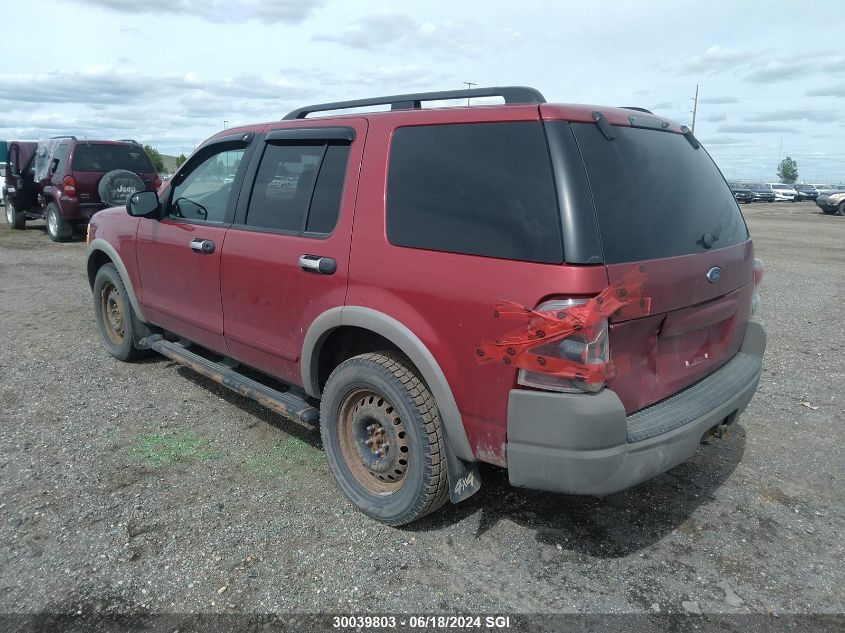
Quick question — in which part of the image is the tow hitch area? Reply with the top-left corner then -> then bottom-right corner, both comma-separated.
703,412 -> 737,443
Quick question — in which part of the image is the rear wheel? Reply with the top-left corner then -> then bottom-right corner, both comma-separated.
45,203 -> 72,242
837,202 -> 845,217
4,195 -> 26,229
93,263 -> 146,361
320,352 -> 449,525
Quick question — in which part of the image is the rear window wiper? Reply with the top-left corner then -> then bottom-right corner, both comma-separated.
592,111 -> 615,141
680,125 -> 700,149
697,233 -> 719,249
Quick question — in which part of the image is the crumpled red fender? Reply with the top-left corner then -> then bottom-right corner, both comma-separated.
475,265 -> 651,382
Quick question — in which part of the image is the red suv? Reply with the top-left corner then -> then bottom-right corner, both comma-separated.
4,136 -> 160,241
85,87 -> 766,525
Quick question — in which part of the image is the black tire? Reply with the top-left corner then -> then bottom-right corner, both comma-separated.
320,352 -> 449,526
837,202 -> 845,217
4,195 -> 26,229
93,263 -> 145,361
45,202 -> 72,242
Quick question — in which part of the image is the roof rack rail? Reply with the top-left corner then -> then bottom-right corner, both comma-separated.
619,107 -> 654,114
117,138 -> 141,145
283,86 -> 546,120
50,135 -> 77,140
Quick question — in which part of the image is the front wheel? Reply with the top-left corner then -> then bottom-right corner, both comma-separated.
837,202 -> 845,217
45,203 -> 72,242
320,352 -> 449,526
4,196 -> 25,229
93,263 -> 146,361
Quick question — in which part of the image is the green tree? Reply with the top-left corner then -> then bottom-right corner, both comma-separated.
143,144 -> 165,173
175,153 -> 187,168
777,156 -> 798,184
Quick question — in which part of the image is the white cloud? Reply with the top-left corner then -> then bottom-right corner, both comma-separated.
70,0 -> 324,24
0,0 -> 843,180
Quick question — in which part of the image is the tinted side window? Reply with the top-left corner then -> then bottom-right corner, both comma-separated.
307,145 -> 349,234
245,142 -> 349,235
386,122 -> 563,263
567,123 -> 748,264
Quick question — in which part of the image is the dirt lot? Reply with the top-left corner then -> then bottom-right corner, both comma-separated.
0,202 -> 842,622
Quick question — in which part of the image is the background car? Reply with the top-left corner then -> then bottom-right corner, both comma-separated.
816,189 -> 845,215
5,136 -> 160,241
744,183 -> 777,202
766,183 -> 798,201
728,182 -> 754,204
794,184 -> 819,201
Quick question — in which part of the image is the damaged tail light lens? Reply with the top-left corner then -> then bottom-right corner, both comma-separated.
752,258 -> 764,315
516,299 -> 609,393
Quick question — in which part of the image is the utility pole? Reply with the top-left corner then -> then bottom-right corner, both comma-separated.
690,84 -> 699,134
463,81 -> 476,106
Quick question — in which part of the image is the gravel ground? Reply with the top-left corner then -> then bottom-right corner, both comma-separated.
0,203 -> 842,624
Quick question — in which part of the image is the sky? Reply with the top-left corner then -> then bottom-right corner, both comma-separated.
1,0 -> 843,182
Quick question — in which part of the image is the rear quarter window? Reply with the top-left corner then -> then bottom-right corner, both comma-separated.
386,121 -> 563,264
568,123 -> 748,264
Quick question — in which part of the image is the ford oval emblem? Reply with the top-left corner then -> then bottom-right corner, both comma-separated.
706,267 -> 722,283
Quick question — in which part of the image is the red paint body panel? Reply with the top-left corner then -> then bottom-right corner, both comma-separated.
219,118 -> 368,385
135,218 -> 230,354
605,242 -> 754,413
347,110 -> 609,465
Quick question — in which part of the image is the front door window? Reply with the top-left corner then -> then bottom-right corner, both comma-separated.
166,148 -> 245,223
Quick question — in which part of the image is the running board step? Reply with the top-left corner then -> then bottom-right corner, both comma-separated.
149,338 -> 319,428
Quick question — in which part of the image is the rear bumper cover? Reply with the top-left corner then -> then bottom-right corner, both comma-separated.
506,321 -> 766,496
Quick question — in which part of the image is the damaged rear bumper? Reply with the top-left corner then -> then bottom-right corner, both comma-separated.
506,321 -> 765,496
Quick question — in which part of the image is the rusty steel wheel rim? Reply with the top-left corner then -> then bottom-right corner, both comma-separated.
100,282 -> 125,345
337,388 -> 410,495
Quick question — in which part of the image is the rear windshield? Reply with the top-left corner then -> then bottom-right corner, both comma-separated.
568,123 -> 748,264
72,144 -> 155,173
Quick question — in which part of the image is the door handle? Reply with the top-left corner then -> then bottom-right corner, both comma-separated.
299,254 -> 336,275
190,238 -> 215,254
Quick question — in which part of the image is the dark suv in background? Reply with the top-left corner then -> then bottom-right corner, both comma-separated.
4,137 -> 160,241
743,184 -> 776,203
793,184 -> 819,201
728,183 -> 753,204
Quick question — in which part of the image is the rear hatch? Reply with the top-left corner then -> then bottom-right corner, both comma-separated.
70,143 -> 158,204
562,116 -> 754,413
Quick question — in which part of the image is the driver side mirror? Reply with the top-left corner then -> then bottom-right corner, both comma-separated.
127,190 -> 160,218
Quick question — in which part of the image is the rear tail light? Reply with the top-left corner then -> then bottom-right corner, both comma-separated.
62,175 -> 76,196
752,258 -> 764,315
516,299 -> 609,393
154,177 -> 162,189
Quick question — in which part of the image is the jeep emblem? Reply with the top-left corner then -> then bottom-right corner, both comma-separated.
706,267 -> 722,283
